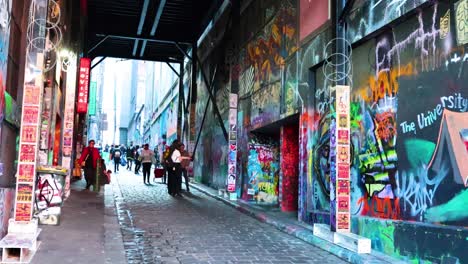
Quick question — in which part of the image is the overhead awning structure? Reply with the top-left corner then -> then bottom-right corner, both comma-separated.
84,0 -> 225,62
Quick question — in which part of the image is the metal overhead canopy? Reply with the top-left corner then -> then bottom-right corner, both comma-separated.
85,0 -> 225,62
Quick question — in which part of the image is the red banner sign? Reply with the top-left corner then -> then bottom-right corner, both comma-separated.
76,57 -> 91,113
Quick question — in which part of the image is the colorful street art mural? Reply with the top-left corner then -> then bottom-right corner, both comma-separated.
245,1 -> 297,129
346,1 -> 468,262
244,2 -> 297,94
246,135 -> 280,204
194,0 -> 468,262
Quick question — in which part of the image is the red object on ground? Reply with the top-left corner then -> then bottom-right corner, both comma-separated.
154,168 -> 164,178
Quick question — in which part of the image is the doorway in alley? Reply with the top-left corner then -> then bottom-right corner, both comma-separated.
246,114 -> 300,212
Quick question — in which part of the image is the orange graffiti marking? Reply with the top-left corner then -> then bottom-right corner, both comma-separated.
358,195 -> 401,220
358,63 -> 415,102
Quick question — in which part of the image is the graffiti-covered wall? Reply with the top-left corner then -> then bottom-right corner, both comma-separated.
346,1 -> 468,262
194,0 -> 468,261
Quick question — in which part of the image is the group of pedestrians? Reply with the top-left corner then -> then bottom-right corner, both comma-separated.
80,139 -> 192,195
164,140 -> 191,196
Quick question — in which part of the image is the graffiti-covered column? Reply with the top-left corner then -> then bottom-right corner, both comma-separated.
13,0 -> 48,223
334,85 -> 351,232
61,52 -> 78,199
227,93 -> 238,199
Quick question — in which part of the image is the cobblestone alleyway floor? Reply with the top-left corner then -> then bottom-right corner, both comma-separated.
111,168 -> 349,264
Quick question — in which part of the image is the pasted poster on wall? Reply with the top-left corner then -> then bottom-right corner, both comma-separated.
335,85 -> 350,232
227,94 -> 238,193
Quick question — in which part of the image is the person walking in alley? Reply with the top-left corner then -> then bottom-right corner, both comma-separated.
134,145 -> 141,174
126,143 -> 135,170
165,140 -> 178,195
140,143 -> 155,184
180,143 -> 191,192
79,140 -> 102,190
111,144 -> 122,173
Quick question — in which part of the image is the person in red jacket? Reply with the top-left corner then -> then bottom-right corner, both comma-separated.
79,139 -> 102,190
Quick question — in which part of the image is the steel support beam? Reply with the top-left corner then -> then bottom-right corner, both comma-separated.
200,59 -> 228,142
174,42 -> 193,61
94,34 -> 192,46
91,56 -> 107,70
132,39 -> 140,56
191,44 -> 197,104
338,0 -> 355,24
139,40 -> 147,57
192,65 -> 218,156
151,0 -> 167,36
88,35 -> 110,54
166,62 -> 180,78
137,0 -> 150,35
177,62 -> 184,140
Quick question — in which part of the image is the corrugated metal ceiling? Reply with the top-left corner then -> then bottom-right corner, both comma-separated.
86,0 -> 224,62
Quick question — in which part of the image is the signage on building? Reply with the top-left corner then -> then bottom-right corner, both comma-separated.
76,57 -> 91,113
88,81 -> 97,116
334,85 -> 351,232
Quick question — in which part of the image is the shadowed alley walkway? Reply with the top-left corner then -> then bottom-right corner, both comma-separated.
111,168 -> 349,264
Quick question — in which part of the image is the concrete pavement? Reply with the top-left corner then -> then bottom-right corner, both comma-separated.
30,165 -> 400,264
110,168 -> 349,264
31,179 -> 126,264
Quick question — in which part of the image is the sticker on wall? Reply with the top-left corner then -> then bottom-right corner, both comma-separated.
337,213 -> 350,229
338,196 -> 349,211
229,132 -> 237,141
19,144 -> 36,162
337,130 -> 349,144
337,164 -> 350,179
337,180 -> 350,195
14,203 -> 32,222
21,106 -> 40,125
338,114 -> 348,128
229,94 -> 238,108
227,174 -> 236,192
229,108 -> 237,124
23,85 -> 41,105
337,146 -> 350,163
21,125 -> 38,143
16,184 -> 33,202
228,164 -> 236,174
18,164 -> 35,183
229,143 -> 237,151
